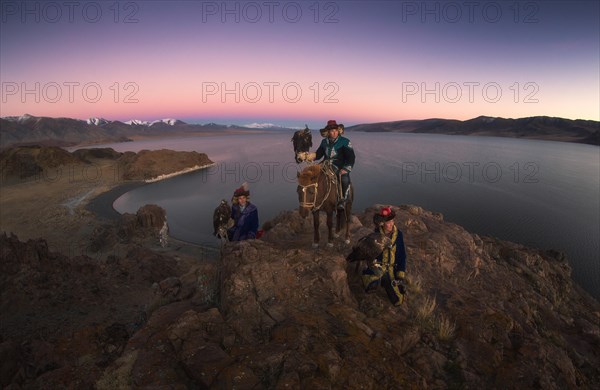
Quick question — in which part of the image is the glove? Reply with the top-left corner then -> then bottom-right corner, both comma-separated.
306,152 -> 317,162
398,279 -> 407,295
394,271 -> 407,294
295,152 -> 307,162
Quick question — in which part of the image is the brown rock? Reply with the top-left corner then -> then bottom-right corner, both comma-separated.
4,204 -> 600,389
136,204 -> 166,230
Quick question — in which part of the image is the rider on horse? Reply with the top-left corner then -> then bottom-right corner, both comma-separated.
304,120 -> 355,209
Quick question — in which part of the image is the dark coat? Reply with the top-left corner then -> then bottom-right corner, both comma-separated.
228,202 -> 259,241
315,136 -> 355,172
375,226 -> 407,277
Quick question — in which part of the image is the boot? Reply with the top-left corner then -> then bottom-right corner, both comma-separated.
337,184 -> 350,210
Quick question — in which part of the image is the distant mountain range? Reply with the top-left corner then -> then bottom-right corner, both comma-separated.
0,114 -> 280,149
1,114 -> 598,149
346,116 -> 599,146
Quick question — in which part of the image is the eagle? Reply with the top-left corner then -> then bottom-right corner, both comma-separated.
213,199 -> 233,242
291,125 -> 312,163
346,232 -> 392,267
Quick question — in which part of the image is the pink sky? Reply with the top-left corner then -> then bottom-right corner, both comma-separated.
1,1 -> 598,127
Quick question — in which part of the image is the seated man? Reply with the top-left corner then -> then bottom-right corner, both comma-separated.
228,183 -> 259,241
307,119 -> 355,209
363,207 -> 408,305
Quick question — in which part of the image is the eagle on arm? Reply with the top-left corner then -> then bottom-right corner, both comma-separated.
291,125 -> 312,163
346,232 -> 392,267
213,199 -> 232,242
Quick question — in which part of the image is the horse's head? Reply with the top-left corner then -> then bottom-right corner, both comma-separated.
297,164 -> 321,218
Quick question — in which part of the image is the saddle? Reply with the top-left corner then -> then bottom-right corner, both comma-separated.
320,161 -> 348,206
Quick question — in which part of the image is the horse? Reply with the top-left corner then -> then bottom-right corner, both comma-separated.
296,161 -> 353,248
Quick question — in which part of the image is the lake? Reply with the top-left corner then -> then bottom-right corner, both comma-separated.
99,132 -> 599,300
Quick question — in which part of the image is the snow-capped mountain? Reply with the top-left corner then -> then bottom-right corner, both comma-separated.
2,114 -> 595,149
87,117 -> 110,126
125,119 -> 151,126
244,122 -> 281,129
3,114 -> 37,123
0,115 -> 297,149
150,118 -> 179,126
125,118 -> 182,126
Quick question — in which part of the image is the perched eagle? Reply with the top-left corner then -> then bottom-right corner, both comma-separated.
291,125 -> 312,163
213,199 -> 232,242
346,232 -> 392,266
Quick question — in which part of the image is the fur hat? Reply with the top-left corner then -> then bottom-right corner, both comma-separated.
233,182 -> 250,197
373,206 -> 396,226
320,120 -> 345,137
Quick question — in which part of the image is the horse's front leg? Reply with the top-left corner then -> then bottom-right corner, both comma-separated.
312,211 -> 320,248
335,211 -> 342,238
326,210 -> 334,247
344,204 -> 352,245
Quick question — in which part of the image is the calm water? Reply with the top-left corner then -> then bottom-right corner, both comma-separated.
100,132 -> 599,300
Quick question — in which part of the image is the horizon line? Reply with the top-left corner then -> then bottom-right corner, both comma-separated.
3,113 -> 599,128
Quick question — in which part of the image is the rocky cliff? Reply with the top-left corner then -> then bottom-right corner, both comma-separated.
0,146 -> 214,185
1,205 -> 599,388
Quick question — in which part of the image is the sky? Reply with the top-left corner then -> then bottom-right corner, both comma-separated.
1,0 -> 598,128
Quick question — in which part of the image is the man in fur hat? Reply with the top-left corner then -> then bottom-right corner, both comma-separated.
228,182 -> 259,241
363,206 -> 408,305
304,119 -> 355,209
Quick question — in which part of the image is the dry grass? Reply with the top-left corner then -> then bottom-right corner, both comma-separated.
416,295 -> 437,324
436,314 -> 456,341
409,274 -> 422,294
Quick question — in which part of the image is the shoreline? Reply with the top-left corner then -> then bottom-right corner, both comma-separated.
86,162 -> 217,220
84,166 -> 222,250
145,163 -> 216,183
85,179 -> 221,251
85,180 -> 146,220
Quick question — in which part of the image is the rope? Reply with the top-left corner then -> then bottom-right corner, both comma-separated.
298,162 -> 336,211
299,182 -> 318,208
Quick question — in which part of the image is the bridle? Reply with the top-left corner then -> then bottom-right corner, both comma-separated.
298,161 -> 336,211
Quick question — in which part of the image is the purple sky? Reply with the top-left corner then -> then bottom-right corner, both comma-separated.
1,0 -> 598,128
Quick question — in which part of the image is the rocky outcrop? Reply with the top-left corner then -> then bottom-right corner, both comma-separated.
0,145 -> 86,183
0,146 -> 214,185
0,235 -> 189,387
118,149 -> 213,181
89,204 -> 168,252
2,205 -> 599,388
97,205 -> 600,388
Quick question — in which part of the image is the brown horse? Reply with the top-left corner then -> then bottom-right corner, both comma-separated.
297,161 -> 353,248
